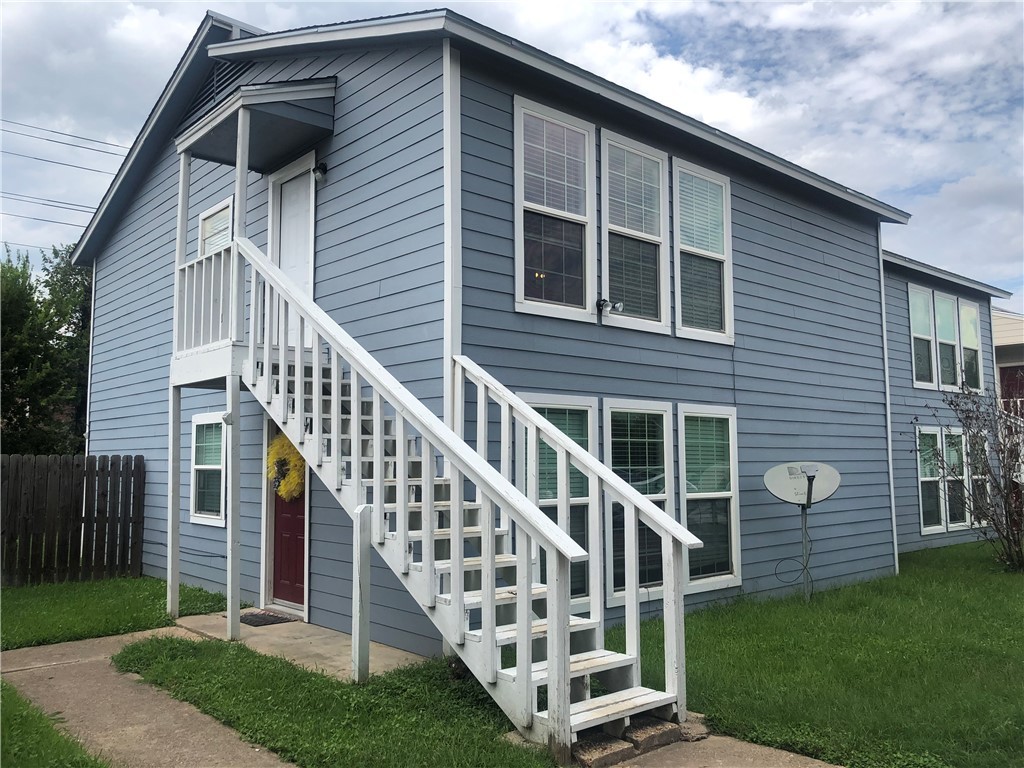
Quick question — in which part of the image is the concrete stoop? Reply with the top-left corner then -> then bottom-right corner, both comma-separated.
503,712 -> 710,768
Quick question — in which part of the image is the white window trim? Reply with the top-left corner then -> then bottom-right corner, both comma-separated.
602,398 -> 675,608
909,284 -> 936,389
678,404 -> 742,593
673,157 -> 734,345
190,411 -> 227,527
197,197 -> 233,261
513,97 -> 598,323
917,425 -> 971,535
909,285 -> 985,393
600,130 -> 671,334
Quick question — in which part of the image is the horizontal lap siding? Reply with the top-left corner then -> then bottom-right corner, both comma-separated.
884,269 -> 995,552
460,62 -> 894,610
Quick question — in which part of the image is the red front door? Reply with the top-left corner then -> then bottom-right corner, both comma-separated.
273,490 -> 305,605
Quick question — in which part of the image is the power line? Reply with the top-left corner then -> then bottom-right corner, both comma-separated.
2,211 -> 87,228
2,192 -> 95,214
2,241 -> 54,252
1,150 -> 116,175
1,119 -> 131,149
3,128 -> 126,157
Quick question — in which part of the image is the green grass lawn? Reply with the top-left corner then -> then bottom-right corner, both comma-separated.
1,576 -> 225,650
607,541 -> 1024,768
0,681 -> 108,768
113,638 -> 552,768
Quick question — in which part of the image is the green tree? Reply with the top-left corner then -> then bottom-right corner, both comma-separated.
1,245 -> 91,454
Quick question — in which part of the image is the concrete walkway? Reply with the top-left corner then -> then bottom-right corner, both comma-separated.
2,615 -> 839,768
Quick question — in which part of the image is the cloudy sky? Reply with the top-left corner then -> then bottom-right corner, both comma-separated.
2,1 -> 1022,312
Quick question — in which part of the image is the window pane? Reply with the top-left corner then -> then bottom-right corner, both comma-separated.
611,501 -> 664,591
523,113 -> 586,216
944,433 -> 964,476
687,498 -> 731,578
939,342 -> 958,386
608,233 -> 660,320
935,296 -> 957,343
678,171 -> 725,255
194,422 -> 222,466
523,211 -> 585,308
963,348 -> 980,389
541,503 -> 590,597
607,144 -> 660,237
909,290 -> 933,336
959,303 -> 980,349
201,208 -> 230,256
913,337 -> 934,383
610,412 -> 665,494
920,479 -> 941,527
947,480 -> 967,524
680,252 -> 724,331
195,468 -> 222,516
535,408 -> 589,499
918,433 -> 940,478
684,416 -> 730,493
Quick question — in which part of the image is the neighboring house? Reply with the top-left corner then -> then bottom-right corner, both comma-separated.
882,251 -> 1011,553
993,308 -> 1024,400
71,9 -> 1009,756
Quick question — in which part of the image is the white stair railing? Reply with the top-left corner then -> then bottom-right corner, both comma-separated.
453,354 -> 704,715
232,237 -> 586,755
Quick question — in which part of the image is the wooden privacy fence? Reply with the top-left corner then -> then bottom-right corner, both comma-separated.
1,455 -> 145,586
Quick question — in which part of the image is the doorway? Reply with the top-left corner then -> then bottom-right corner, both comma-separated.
263,423 -> 308,614
268,151 -> 315,348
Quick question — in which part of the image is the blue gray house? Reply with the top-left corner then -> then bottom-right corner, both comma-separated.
71,9 -> 1009,758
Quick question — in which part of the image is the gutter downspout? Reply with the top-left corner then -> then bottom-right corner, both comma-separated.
878,222 -> 900,575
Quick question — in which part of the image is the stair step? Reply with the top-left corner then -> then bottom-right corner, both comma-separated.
436,583 -> 546,608
385,500 -> 482,513
497,649 -> 635,685
406,525 -> 508,542
536,687 -> 676,734
413,554 -> 518,574
468,616 -> 600,646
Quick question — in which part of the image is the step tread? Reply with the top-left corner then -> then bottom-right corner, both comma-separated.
536,686 -> 676,733
471,616 -> 599,646
436,583 -> 546,607
407,525 -> 509,541
497,649 -> 634,683
428,554 -> 518,573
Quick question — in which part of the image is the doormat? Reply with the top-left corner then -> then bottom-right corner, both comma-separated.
240,611 -> 299,627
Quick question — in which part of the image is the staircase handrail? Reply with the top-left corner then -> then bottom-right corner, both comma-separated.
453,354 -> 703,550
235,237 -> 586,563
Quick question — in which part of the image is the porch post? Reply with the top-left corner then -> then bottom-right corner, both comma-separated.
166,384 -> 181,617
352,505 -> 371,682
173,151 -> 191,353
234,108 -> 249,240
226,375 -> 241,640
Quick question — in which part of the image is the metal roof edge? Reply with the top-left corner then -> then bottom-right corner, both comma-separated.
207,8 -> 911,225
882,250 -> 1013,299
72,13 -> 260,266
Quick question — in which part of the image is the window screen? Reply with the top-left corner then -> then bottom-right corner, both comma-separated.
680,252 -> 724,331
608,233 -> 660,320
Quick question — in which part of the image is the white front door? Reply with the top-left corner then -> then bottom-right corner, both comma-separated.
269,152 -> 315,348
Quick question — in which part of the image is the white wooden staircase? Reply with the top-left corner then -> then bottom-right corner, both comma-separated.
187,236 -> 703,762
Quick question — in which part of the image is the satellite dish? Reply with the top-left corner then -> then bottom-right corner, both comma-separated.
764,462 -> 841,506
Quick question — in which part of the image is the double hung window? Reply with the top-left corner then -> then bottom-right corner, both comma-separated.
515,99 -> 596,321
909,285 -> 983,391
191,412 -> 226,526
600,132 -> 670,332
918,426 -> 971,532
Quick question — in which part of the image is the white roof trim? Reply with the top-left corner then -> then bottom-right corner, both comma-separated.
883,250 -> 1013,299
175,80 -> 336,154
208,11 -> 910,224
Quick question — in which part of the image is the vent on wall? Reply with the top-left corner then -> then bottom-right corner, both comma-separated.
180,60 -> 257,130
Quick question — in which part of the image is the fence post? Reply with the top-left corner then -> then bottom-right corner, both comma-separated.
81,456 -> 98,580
93,455 -> 110,581
68,455 -> 86,581
30,457 -> 48,584
55,455 -> 74,582
1,455 -> 16,585
130,455 -> 145,578
118,456 -> 133,576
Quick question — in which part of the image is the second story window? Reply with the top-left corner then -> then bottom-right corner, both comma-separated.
674,158 -> 733,344
515,98 -> 596,322
909,284 -> 983,391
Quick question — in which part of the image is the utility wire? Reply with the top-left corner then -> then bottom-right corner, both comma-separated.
2,241 -> 54,252
2,192 -> 95,214
1,119 -> 131,149
1,150 -> 116,175
2,128 -> 126,157
1,211 -> 87,228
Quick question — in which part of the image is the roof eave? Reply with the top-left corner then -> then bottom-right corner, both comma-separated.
207,10 -> 911,226
883,250 -> 1013,299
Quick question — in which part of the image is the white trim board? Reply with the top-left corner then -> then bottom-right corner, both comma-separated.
442,39 -> 463,429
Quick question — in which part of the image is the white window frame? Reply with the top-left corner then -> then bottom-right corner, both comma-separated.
602,398 -> 675,608
909,285 -> 985,393
917,425 -> 971,535
678,404 -> 741,593
197,197 -> 233,261
600,131 -> 671,334
673,157 -> 734,345
190,411 -> 227,527
514,97 -> 598,323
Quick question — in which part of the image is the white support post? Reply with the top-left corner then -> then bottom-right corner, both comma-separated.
166,385 -> 181,617
173,151 -> 191,354
662,536 -> 686,717
546,554 -> 572,765
352,505 -> 371,683
234,108 -> 249,240
226,375 -> 241,641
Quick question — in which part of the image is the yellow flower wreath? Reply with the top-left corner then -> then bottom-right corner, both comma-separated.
267,434 -> 306,501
